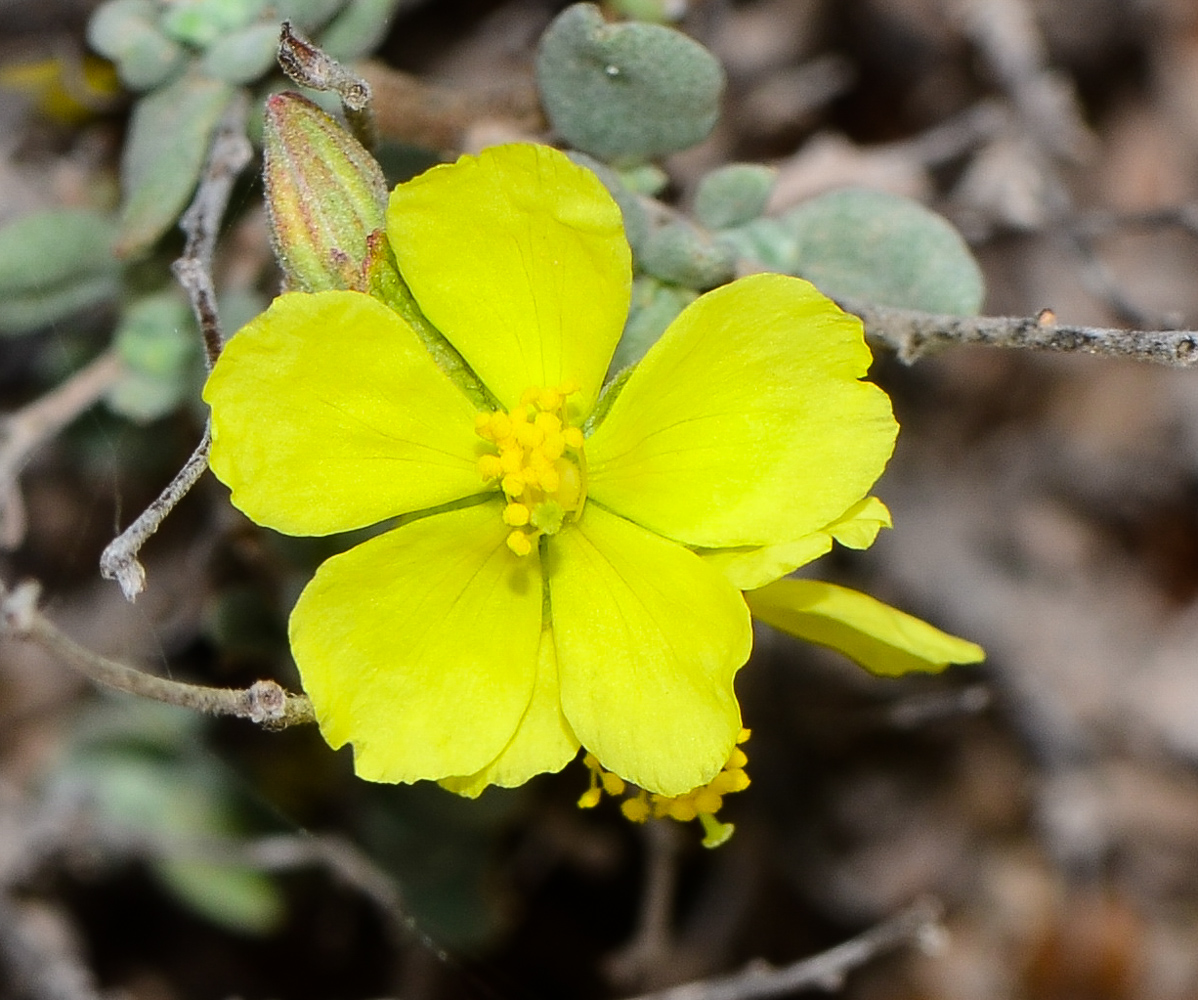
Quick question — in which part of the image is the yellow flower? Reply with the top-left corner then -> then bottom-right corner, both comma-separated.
203,143 -> 907,799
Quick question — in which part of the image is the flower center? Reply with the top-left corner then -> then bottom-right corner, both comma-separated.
475,382 -> 586,556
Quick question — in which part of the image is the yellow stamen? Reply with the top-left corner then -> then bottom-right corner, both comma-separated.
474,381 -> 587,556
503,503 -> 530,526
576,732 -> 753,847
506,530 -> 532,557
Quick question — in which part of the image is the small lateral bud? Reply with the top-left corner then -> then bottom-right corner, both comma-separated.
263,91 -> 388,293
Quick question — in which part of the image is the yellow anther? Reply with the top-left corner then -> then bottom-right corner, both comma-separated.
535,411 -> 562,435
477,454 -> 503,480
520,387 -> 540,407
663,797 -> 697,822
537,388 -> 562,411
499,447 -> 524,475
600,772 -> 626,796
502,473 -> 525,497
490,412 -> 512,441
541,432 -> 565,461
558,378 -> 580,395
737,728 -> 751,743
563,427 -> 584,450
515,422 -> 543,449
693,789 -> 723,815
506,530 -> 533,557
578,787 -> 602,809
622,795 -> 650,823
538,466 -> 560,493
474,412 -> 494,438
727,748 -> 748,769
503,503 -> 530,526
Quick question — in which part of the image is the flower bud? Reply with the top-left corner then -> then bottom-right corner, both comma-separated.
263,91 -> 388,292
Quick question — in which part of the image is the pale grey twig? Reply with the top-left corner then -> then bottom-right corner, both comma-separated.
173,91 -> 253,370
102,96 -> 251,601
0,350 -> 125,551
625,898 -> 944,1000
99,424 -> 211,601
844,299 -> 1198,368
0,578 -> 315,729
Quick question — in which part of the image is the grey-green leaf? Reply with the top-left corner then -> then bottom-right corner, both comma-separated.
535,3 -> 724,164
694,163 -> 776,230
640,220 -> 735,290
784,188 -> 985,315
609,275 -> 696,373
117,71 -> 236,256
200,22 -> 281,84
0,209 -> 119,334
87,0 -> 187,91
320,0 -> 407,62
159,0 -> 268,48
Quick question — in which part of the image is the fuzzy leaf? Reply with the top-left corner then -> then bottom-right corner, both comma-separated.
694,164 -> 775,230
535,3 -> 724,164
0,209 -> 119,334
117,70 -> 236,256
784,188 -> 985,315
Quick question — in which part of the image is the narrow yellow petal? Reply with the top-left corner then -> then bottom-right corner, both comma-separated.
702,496 -> 893,591
587,274 -> 897,549
550,505 -> 751,797
746,578 -> 985,676
440,629 -> 580,798
386,144 -> 631,418
204,291 -> 485,536
290,501 -> 543,783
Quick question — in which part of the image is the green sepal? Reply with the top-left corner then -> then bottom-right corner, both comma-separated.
263,91 -> 387,292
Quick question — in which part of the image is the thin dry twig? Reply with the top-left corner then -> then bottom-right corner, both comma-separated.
174,91 -> 254,371
846,299 -> 1198,368
99,424 -> 211,601
625,897 -> 944,1000
101,96 -> 252,601
0,350 -> 125,550
0,578 -> 315,729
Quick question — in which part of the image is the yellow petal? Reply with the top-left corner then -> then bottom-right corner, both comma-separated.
549,505 -> 751,797
440,628 -> 580,798
205,291 -> 485,536
702,496 -> 893,591
290,500 -> 543,782
746,578 -> 986,676
386,144 -> 631,417
587,273 -> 897,549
